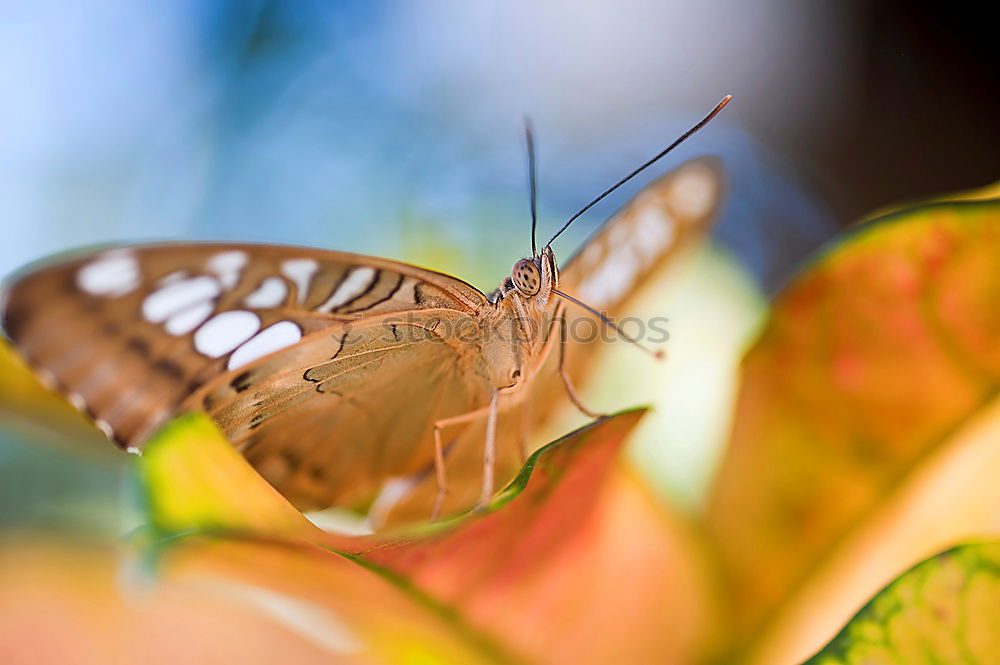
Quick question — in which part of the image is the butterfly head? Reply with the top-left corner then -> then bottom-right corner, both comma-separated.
489,246 -> 558,307
502,246 -> 558,303
511,259 -> 540,296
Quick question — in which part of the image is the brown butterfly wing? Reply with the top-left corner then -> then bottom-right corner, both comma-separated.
558,156 -> 726,312
1,243 -> 490,456
532,156 -> 727,418
192,313 -> 492,511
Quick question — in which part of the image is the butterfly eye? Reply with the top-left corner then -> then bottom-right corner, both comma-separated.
511,259 -> 541,297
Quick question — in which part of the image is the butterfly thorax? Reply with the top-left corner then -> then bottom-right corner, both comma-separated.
479,247 -> 561,392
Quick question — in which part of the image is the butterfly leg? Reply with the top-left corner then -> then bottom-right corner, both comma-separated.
557,311 -> 606,419
430,402 -> 493,521
480,389 -> 501,508
431,424 -> 450,521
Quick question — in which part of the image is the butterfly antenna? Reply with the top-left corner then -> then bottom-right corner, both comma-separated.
545,94 -> 732,248
525,117 -> 539,256
553,289 -> 664,360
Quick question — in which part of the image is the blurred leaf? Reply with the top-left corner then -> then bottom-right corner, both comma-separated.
937,179 -> 1000,203
357,410 -> 716,665
707,200 -> 1000,663
587,243 -> 766,507
158,536 -> 523,665
0,340 -> 69,417
0,341 -> 124,535
136,412 -> 317,538
863,178 -> 1000,223
133,406 -> 713,665
0,340 -> 109,454
802,542 -> 1000,664
0,535 -> 517,665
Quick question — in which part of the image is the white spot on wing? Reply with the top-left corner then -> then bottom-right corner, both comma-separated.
244,276 -> 288,308
633,207 -> 676,263
317,266 -> 376,312
281,259 -> 318,304
194,310 -> 260,358
67,392 -> 86,411
610,221 -> 631,249
575,203 -> 679,307
577,243 -> 642,307
667,165 -> 716,220
581,241 -> 604,268
207,250 -> 248,289
76,250 -> 140,296
94,419 -> 115,439
37,368 -> 57,390
228,320 -> 302,370
164,300 -> 215,335
142,276 -> 221,323
158,270 -> 188,286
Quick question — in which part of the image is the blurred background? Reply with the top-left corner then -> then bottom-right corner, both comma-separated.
1,0 -> 997,533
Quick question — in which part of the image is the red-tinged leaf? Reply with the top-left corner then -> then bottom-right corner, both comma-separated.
352,410 -> 717,665
360,409 -> 649,555
707,199 -> 1000,663
133,406 -> 715,664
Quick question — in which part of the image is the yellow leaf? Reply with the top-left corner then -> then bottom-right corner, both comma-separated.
0,339 -> 109,455
863,178 -> 1000,222
136,412 -> 317,537
707,199 -> 1000,662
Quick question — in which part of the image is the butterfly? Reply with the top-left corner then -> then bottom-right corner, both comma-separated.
0,97 -> 730,524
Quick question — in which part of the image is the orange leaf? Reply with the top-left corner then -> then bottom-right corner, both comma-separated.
707,200 -> 1000,662
355,410 -> 716,665
131,405 -> 713,664
0,534 -> 520,665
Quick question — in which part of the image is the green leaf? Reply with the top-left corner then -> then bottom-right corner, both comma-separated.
803,542 -> 1000,664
